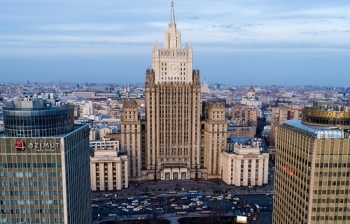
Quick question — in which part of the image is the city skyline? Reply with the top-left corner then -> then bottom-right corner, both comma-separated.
1,0 -> 350,86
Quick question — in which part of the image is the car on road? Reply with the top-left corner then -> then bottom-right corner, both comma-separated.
92,204 -> 99,208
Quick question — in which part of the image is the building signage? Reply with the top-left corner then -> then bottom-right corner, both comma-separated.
15,139 -> 60,153
28,142 -> 60,152
283,165 -> 294,175
15,139 -> 26,151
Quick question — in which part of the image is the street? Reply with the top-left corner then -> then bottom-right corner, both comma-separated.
92,192 -> 273,223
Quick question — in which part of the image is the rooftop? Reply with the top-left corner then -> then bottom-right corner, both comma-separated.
284,119 -> 343,139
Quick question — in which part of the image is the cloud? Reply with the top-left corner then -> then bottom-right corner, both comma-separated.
1,0 -> 350,57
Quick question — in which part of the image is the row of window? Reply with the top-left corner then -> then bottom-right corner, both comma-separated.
312,198 -> 350,203
315,163 -> 350,168
0,218 -> 63,223
318,180 -> 350,186
311,216 -> 350,221
0,181 -> 62,187
0,208 -> 63,214
0,200 -> 63,205
0,163 -> 62,168
313,189 -> 349,195
0,191 -> 62,196
0,172 -> 62,178
161,76 -> 186,80
315,171 -> 350,177
312,206 -> 350,212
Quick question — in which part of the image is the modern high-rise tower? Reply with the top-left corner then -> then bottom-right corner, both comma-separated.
144,1 -> 201,180
0,95 -> 92,224
273,101 -> 350,224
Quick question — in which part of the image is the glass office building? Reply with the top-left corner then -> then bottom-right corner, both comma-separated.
273,102 -> 350,224
0,95 -> 92,223
2,95 -> 74,137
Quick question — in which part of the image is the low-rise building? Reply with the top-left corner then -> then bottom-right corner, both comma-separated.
221,138 -> 269,186
90,138 -> 128,191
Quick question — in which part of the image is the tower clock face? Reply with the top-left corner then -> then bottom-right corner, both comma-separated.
170,63 -> 179,74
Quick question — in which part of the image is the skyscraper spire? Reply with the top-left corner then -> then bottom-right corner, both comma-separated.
170,1 -> 175,24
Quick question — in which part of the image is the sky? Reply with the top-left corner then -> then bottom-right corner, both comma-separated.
1,0 -> 350,87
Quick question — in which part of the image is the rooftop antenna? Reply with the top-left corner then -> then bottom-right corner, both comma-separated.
170,1 -> 175,24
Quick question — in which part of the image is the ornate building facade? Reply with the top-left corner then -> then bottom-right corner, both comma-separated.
121,2 -> 227,181
144,2 -> 201,180
221,139 -> 269,186
120,100 -> 143,181
202,101 -> 228,178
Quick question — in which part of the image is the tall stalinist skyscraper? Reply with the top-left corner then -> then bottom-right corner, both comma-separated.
144,1 -> 201,180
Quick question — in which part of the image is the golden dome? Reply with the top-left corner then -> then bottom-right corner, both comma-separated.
248,86 -> 255,92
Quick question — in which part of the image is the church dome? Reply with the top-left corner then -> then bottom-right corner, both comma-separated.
346,87 -> 350,93
248,86 -> 255,92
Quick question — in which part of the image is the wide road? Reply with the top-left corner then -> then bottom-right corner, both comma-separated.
92,193 -> 273,223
